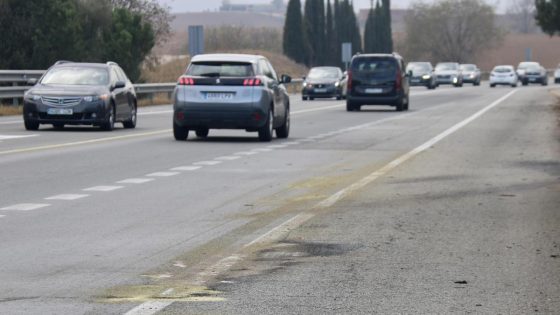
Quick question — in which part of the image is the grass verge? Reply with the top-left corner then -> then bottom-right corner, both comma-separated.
0,105 -> 22,116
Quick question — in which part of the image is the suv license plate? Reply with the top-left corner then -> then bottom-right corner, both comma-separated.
47,108 -> 73,115
365,88 -> 383,94
205,92 -> 234,100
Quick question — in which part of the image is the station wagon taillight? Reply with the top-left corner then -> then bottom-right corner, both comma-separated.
178,76 -> 194,85
243,78 -> 263,86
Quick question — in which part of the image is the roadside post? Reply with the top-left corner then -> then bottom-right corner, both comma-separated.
188,26 -> 205,57
342,42 -> 352,70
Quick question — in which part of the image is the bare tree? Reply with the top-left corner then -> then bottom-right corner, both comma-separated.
506,0 -> 538,34
403,0 -> 504,63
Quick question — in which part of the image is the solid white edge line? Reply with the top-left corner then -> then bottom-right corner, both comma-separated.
0,203 -> 50,211
45,194 -> 89,201
170,166 -> 202,171
83,186 -> 124,192
122,89 -> 517,315
117,178 -> 155,184
146,172 -> 180,177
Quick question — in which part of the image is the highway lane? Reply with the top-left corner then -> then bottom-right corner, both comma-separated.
0,85 -> 554,314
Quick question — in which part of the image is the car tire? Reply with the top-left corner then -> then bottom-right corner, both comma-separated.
346,101 -> 356,112
490,84 -> 496,88
336,95 -> 342,100
24,120 -> 39,131
511,83 -> 517,88
123,103 -> 137,129
275,108 -> 290,139
309,97 -> 314,101
258,109 -> 274,142
396,97 -> 405,112
302,96 -> 308,101
101,104 -> 115,131
522,81 -> 528,86
173,121 -> 189,141
195,128 -> 209,138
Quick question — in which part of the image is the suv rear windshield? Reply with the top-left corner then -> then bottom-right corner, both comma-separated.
352,58 -> 397,77
41,67 -> 109,86
308,68 -> 340,79
187,62 -> 254,77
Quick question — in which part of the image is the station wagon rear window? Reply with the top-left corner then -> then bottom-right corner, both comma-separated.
187,62 -> 254,77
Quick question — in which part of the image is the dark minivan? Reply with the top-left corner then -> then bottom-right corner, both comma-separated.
346,53 -> 410,112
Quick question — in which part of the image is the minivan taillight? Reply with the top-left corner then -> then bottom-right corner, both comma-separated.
178,76 -> 194,85
395,70 -> 402,91
347,71 -> 352,91
243,78 -> 263,86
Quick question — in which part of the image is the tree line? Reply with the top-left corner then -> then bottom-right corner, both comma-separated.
0,0 -> 171,82
283,0 -> 393,68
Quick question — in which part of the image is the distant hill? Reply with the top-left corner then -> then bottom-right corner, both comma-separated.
171,12 -> 285,30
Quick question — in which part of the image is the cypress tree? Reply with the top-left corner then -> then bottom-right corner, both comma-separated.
381,0 -> 393,53
364,2 -> 376,53
282,0 -> 307,64
348,1 -> 362,55
304,0 -> 326,66
325,0 -> 337,65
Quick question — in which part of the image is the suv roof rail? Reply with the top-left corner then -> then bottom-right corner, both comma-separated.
54,60 -> 73,65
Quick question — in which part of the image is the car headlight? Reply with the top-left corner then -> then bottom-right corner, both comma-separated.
84,94 -> 109,102
453,77 -> 458,83
24,93 -> 41,102
422,74 -> 431,80
335,81 -> 340,87
303,82 -> 308,87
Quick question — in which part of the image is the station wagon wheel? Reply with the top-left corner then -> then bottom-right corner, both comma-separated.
258,109 -> 273,142
123,103 -> 137,129
275,108 -> 290,139
101,104 -> 115,131
24,120 -> 39,131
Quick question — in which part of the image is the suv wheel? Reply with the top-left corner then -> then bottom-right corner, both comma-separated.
396,98 -> 405,112
275,109 -> 290,139
258,109 -> 274,142
346,101 -> 356,112
173,121 -> 189,141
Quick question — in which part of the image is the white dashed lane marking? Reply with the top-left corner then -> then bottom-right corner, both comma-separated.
45,194 -> 89,201
83,186 -> 124,192
118,178 -> 155,184
147,172 -> 180,177
1,203 -> 50,211
0,134 -> 38,140
194,161 -> 222,166
170,166 -> 202,171
234,151 -> 258,156
215,156 -> 241,161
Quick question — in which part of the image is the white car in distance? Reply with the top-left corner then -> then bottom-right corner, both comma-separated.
490,65 -> 518,88
555,64 -> 560,84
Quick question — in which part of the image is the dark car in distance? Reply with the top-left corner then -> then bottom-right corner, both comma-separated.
173,54 -> 291,142
302,67 -> 346,100
23,61 -> 137,131
346,53 -> 410,112
406,62 -> 437,89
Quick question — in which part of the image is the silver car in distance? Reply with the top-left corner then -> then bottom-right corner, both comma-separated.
173,54 -> 292,142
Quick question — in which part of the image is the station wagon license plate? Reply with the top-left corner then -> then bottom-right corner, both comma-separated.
365,88 -> 383,94
205,92 -> 234,100
47,108 -> 73,115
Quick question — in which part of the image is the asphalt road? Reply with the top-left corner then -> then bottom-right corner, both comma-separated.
0,84 -> 558,314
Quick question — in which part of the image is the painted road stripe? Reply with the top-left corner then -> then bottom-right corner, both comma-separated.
194,161 -> 222,166
170,166 -> 202,171
124,301 -> 173,315
252,148 -> 272,152
1,203 -> 50,211
147,172 -> 180,177
118,178 -> 155,184
234,151 -> 258,156
0,129 -> 171,156
83,186 -> 123,192
0,215 -> 5,218
0,120 -> 21,125
267,145 -> 287,149
45,194 -> 89,201
138,110 -> 173,116
0,134 -> 38,140
215,156 -> 241,161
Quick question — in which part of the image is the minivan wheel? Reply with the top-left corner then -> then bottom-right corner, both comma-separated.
173,121 -> 189,141
195,128 -> 209,138
396,98 -> 405,112
258,109 -> 274,142
346,101 -> 355,112
275,109 -> 290,139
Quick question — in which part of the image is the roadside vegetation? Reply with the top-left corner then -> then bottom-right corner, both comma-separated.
0,105 -> 22,116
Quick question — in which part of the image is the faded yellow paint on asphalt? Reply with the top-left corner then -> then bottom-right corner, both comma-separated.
99,284 -> 224,303
0,129 -> 171,156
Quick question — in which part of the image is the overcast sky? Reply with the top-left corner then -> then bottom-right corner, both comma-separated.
158,0 -> 506,13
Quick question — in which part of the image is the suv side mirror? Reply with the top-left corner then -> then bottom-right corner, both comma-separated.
407,70 -> 413,77
281,74 -> 292,84
112,81 -> 126,90
27,78 -> 38,86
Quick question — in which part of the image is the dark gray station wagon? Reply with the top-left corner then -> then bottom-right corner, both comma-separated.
173,54 -> 292,142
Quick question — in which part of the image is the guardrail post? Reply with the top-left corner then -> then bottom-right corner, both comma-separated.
12,82 -> 19,106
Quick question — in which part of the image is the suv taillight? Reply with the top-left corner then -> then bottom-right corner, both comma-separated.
395,70 -> 402,91
243,78 -> 263,86
347,71 -> 352,91
178,76 -> 194,85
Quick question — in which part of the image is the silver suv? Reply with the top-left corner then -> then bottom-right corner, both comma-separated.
173,54 -> 291,142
